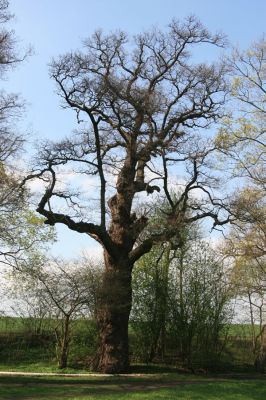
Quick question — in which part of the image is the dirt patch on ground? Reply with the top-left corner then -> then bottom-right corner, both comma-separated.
0,378 -> 226,390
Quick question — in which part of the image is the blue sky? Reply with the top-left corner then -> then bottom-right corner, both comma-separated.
5,0 -> 266,258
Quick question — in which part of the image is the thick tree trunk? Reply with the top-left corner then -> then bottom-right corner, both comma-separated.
96,253 -> 132,373
94,151 -> 137,373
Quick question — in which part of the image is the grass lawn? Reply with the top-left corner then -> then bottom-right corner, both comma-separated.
0,362 -> 90,374
0,374 -> 265,400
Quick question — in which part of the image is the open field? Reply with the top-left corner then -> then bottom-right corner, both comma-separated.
0,374 -> 265,400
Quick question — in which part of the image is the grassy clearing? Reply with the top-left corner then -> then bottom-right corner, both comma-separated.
0,374 -> 265,399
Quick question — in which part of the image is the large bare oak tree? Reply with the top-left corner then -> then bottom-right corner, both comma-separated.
28,17 -> 231,373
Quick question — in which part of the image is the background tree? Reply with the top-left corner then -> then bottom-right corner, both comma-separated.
27,17 -> 231,372
169,239 -> 232,369
216,38 -> 266,370
228,248 -> 266,372
132,229 -> 232,368
0,0 -> 25,198
216,37 -> 266,245
131,244 -> 172,363
8,257 -> 101,369
0,0 -> 35,264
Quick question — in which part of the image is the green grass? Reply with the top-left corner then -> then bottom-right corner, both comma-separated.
225,324 -> 258,337
0,317 -> 257,338
0,374 -> 265,399
0,363 -> 90,374
0,316 -> 26,332
0,316 -> 94,333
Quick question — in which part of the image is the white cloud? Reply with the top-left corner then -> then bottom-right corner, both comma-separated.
80,244 -> 104,263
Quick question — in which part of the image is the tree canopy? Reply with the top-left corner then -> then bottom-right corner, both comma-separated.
24,17 -> 234,373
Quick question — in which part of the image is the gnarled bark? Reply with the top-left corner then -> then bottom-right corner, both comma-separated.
96,253 -> 132,373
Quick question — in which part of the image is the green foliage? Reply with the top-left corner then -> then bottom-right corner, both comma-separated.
131,245 -> 170,362
131,236 -> 233,368
68,319 -> 98,365
0,208 -> 56,267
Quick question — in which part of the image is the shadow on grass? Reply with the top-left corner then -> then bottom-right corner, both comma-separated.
0,376 -> 266,400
